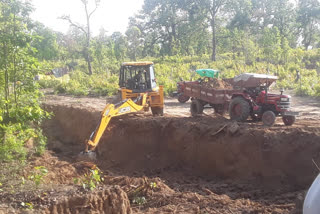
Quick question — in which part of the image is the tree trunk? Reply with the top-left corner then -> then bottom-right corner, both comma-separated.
211,17 -> 216,61
134,45 -> 137,61
3,42 -> 9,120
85,2 -> 93,75
86,33 -> 92,75
13,13 -> 18,105
87,54 -> 92,75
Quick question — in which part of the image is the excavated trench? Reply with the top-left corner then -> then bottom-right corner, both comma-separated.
43,104 -> 320,190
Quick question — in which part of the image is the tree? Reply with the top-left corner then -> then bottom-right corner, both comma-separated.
297,0 -> 320,49
0,0 -> 49,161
31,22 -> 59,61
111,32 -> 127,61
126,26 -> 142,61
205,0 -> 231,61
91,29 -> 119,74
260,27 -> 282,64
0,0 -> 35,118
60,0 -> 100,75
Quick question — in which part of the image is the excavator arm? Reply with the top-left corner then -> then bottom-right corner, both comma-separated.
85,93 -> 148,152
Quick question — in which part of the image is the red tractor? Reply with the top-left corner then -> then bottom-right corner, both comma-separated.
227,73 -> 298,126
178,73 -> 298,126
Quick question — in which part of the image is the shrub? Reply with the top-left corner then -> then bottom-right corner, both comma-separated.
0,91 -> 49,161
52,71 -> 119,96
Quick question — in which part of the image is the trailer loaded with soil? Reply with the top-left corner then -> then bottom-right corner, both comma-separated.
179,72 -> 298,126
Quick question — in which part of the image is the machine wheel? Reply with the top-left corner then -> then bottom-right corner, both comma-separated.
229,97 -> 250,122
178,94 -> 190,103
190,99 -> 204,116
262,111 -> 276,126
151,107 -> 163,116
282,115 -> 295,126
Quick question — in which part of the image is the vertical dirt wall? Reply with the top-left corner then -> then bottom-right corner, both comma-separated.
44,104 -> 320,188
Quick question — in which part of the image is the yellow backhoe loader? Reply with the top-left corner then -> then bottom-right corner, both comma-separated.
81,61 -> 164,159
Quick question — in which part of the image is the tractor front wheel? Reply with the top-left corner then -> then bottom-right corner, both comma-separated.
262,111 -> 276,126
282,115 -> 295,126
190,99 -> 204,116
229,97 -> 250,122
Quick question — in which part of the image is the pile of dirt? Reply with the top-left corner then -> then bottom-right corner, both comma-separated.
200,78 -> 233,89
23,152 -> 80,185
0,185 -> 131,214
43,186 -> 131,214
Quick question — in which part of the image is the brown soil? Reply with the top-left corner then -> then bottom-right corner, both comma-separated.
200,78 -> 233,89
1,94 -> 320,213
0,183 -> 130,214
44,104 -> 320,186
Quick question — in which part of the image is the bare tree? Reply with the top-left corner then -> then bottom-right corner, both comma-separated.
60,0 -> 100,75
208,0 -> 226,61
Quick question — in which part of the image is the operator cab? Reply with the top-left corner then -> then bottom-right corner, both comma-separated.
119,61 -> 158,93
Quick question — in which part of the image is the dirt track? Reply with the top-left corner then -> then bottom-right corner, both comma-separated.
1,93 -> 320,213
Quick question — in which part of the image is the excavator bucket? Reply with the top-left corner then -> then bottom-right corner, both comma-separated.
78,150 -> 97,161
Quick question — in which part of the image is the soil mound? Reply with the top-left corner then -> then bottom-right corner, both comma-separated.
42,186 -> 131,214
200,78 -> 233,89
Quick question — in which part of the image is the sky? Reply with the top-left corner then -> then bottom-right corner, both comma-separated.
30,0 -> 144,36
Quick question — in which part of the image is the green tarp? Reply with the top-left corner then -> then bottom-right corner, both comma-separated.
196,69 -> 219,78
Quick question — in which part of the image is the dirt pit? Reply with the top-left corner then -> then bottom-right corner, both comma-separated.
20,102 -> 317,214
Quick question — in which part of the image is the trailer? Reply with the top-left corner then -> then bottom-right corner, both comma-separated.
178,73 -> 298,126
182,81 -> 241,116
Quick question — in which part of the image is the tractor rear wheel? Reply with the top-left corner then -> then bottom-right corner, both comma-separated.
282,115 -> 295,126
178,94 -> 190,103
190,99 -> 204,116
151,107 -> 164,116
262,111 -> 276,126
229,97 -> 250,122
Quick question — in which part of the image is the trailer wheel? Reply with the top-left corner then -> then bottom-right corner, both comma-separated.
190,99 -> 204,116
212,104 -> 225,115
282,115 -> 295,126
151,107 -> 164,116
229,97 -> 250,122
178,94 -> 190,103
262,111 -> 276,126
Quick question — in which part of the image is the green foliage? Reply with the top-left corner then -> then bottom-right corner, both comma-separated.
260,27 -> 282,64
27,0 -> 320,98
21,202 -> 34,210
132,196 -> 147,205
0,0 -> 49,162
294,70 -> 320,96
28,166 -> 48,187
74,168 -> 104,191
0,123 -> 45,161
50,71 -> 118,96
32,22 -> 59,61
38,78 -> 61,89
150,182 -> 157,189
